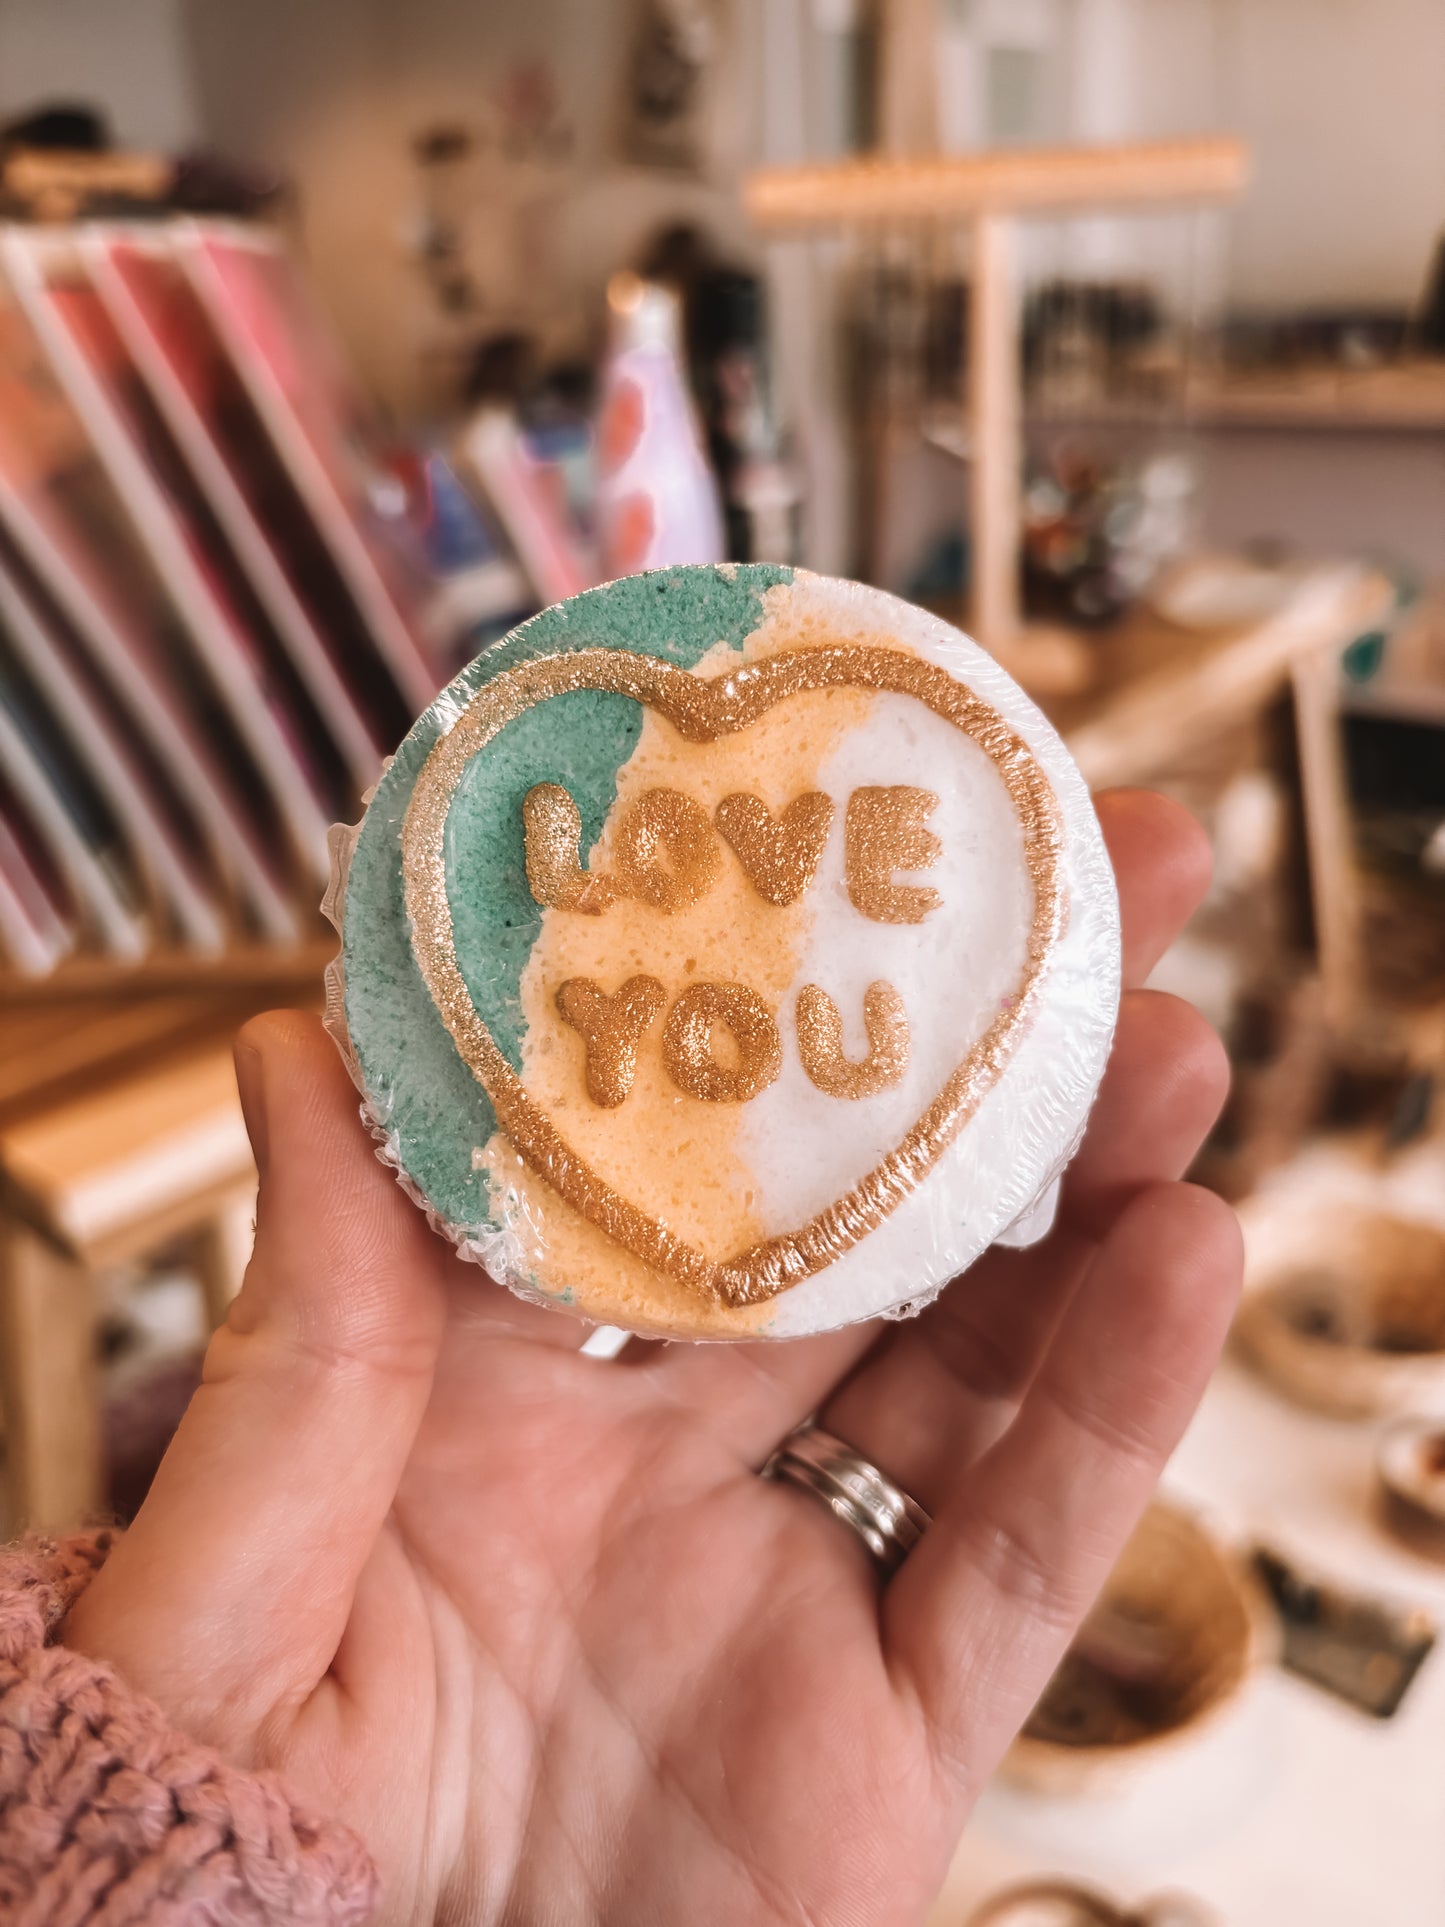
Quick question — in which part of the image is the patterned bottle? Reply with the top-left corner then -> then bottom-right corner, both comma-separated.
596,271 -> 724,578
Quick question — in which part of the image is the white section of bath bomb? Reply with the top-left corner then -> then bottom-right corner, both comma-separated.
739,688 -> 1032,1234
735,572 -> 1118,1336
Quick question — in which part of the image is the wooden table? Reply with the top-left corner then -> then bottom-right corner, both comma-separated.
0,981 -> 323,1532
1027,359 -> 1445,437
1043,561 -> 1395,1033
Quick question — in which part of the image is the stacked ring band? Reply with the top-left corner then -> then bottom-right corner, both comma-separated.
764,1422 -> 931,1577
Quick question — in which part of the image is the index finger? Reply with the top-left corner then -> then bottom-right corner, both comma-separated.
1096,787 -> 1212,986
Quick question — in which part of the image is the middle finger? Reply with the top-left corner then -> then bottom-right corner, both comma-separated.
627,789 -> 1212,1461
817,988 -> 1229,1511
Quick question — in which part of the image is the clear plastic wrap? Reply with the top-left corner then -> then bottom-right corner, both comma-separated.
324,565 -> 1120,1341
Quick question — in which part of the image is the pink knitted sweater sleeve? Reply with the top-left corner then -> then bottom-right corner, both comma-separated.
0,1532 -> 378,1926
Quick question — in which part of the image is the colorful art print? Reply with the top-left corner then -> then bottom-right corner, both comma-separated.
0,296 -> 298,941
174,224 -> 440,711
0,543 -> 223,949
0,646 -> 147,958
0,767 -> 74,974
5,232 -> 339,870
86,231 -> 411,773
458,407 -> 593,608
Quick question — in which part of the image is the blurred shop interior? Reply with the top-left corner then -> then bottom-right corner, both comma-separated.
0,1 -> 1444,1921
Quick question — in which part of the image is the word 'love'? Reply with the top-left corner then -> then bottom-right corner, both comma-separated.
523,782 -> 943,924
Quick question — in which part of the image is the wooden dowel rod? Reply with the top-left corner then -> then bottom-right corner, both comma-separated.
1290,646 -> 1365,1029
745,136 -> 1250,232
968,213 -> 1021,653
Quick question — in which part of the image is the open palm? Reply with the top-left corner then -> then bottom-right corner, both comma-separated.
67,790 -> 1241,1927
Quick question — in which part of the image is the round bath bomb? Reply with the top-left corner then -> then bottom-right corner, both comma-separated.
328,565 -> 1119,1340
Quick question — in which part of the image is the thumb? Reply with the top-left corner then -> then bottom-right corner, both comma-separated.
65,1010 -> 450,1750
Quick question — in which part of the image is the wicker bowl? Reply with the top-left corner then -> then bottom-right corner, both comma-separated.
1377,1417 -> 1445,1559
966,1881 -> 1215,1927
1234,1207 -> 1445,1419
1003,1500 -> 1265,1796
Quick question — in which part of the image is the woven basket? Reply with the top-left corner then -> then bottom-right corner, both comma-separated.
1004,1500 -> 1265,1795
1234,1207 -> 1445,1419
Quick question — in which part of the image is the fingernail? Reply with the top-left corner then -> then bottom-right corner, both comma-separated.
234,1039 -> 270,1179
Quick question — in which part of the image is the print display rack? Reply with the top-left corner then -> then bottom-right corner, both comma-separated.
0,218 -> 443,1003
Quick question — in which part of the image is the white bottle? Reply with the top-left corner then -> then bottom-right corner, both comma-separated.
595,271 -> 725,578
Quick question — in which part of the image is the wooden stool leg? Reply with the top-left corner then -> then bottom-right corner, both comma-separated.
1291,646 -> 1364,1030
0,1220 -> 102,1532
193,1183 -> 256,1331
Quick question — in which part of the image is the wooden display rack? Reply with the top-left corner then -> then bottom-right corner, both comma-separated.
0,935 -> 336,1008
744,135 -> 1250,684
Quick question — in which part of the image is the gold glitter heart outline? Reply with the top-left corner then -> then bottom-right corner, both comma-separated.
403,644 -> 1065,1307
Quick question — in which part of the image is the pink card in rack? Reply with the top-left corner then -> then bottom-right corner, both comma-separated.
84,228 -> 412,780
4,229 -> 336,883
174,222 -> 441,713
0,288 -> 298,943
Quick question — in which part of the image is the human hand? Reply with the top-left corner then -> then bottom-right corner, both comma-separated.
65,788 -> 1240,1926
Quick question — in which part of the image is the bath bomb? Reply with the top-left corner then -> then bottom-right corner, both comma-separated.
326,565 -> 1119,1340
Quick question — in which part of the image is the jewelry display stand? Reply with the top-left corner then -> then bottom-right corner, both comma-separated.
744,136 -> 1249,684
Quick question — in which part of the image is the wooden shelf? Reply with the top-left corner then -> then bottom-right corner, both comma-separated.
0,935 -> 336,1007
1026,361 -> 1445,436
747,134 -> 1248,658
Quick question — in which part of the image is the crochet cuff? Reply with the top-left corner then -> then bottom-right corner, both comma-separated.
0,1532 -> 378,1926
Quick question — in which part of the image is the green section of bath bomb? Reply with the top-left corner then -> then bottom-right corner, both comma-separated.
446,688 -> 638,1076
342,564 -> 793,1240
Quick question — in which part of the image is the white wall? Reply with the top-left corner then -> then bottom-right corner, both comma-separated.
181,0 -> 406,407
1123,0 -> 1445,311
182,0 -> 758,421
0,0 -> 198,149
939,0 -> 1445,312
1215,0 -> 1445,310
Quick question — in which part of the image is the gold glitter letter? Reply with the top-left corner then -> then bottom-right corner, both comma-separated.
556,975 -> 667,1108
796,982 -> 910,1099
614,788 -> 722,914
845,786 -> 942,924
523,784 -> 618,914
715,791 -> 835,907
662,982 -> 782,1104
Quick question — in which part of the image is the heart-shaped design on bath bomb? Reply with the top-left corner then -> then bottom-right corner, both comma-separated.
403,643 -> 1065,1307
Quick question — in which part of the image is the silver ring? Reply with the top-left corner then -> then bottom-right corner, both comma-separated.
763,1423 -> 931,1577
